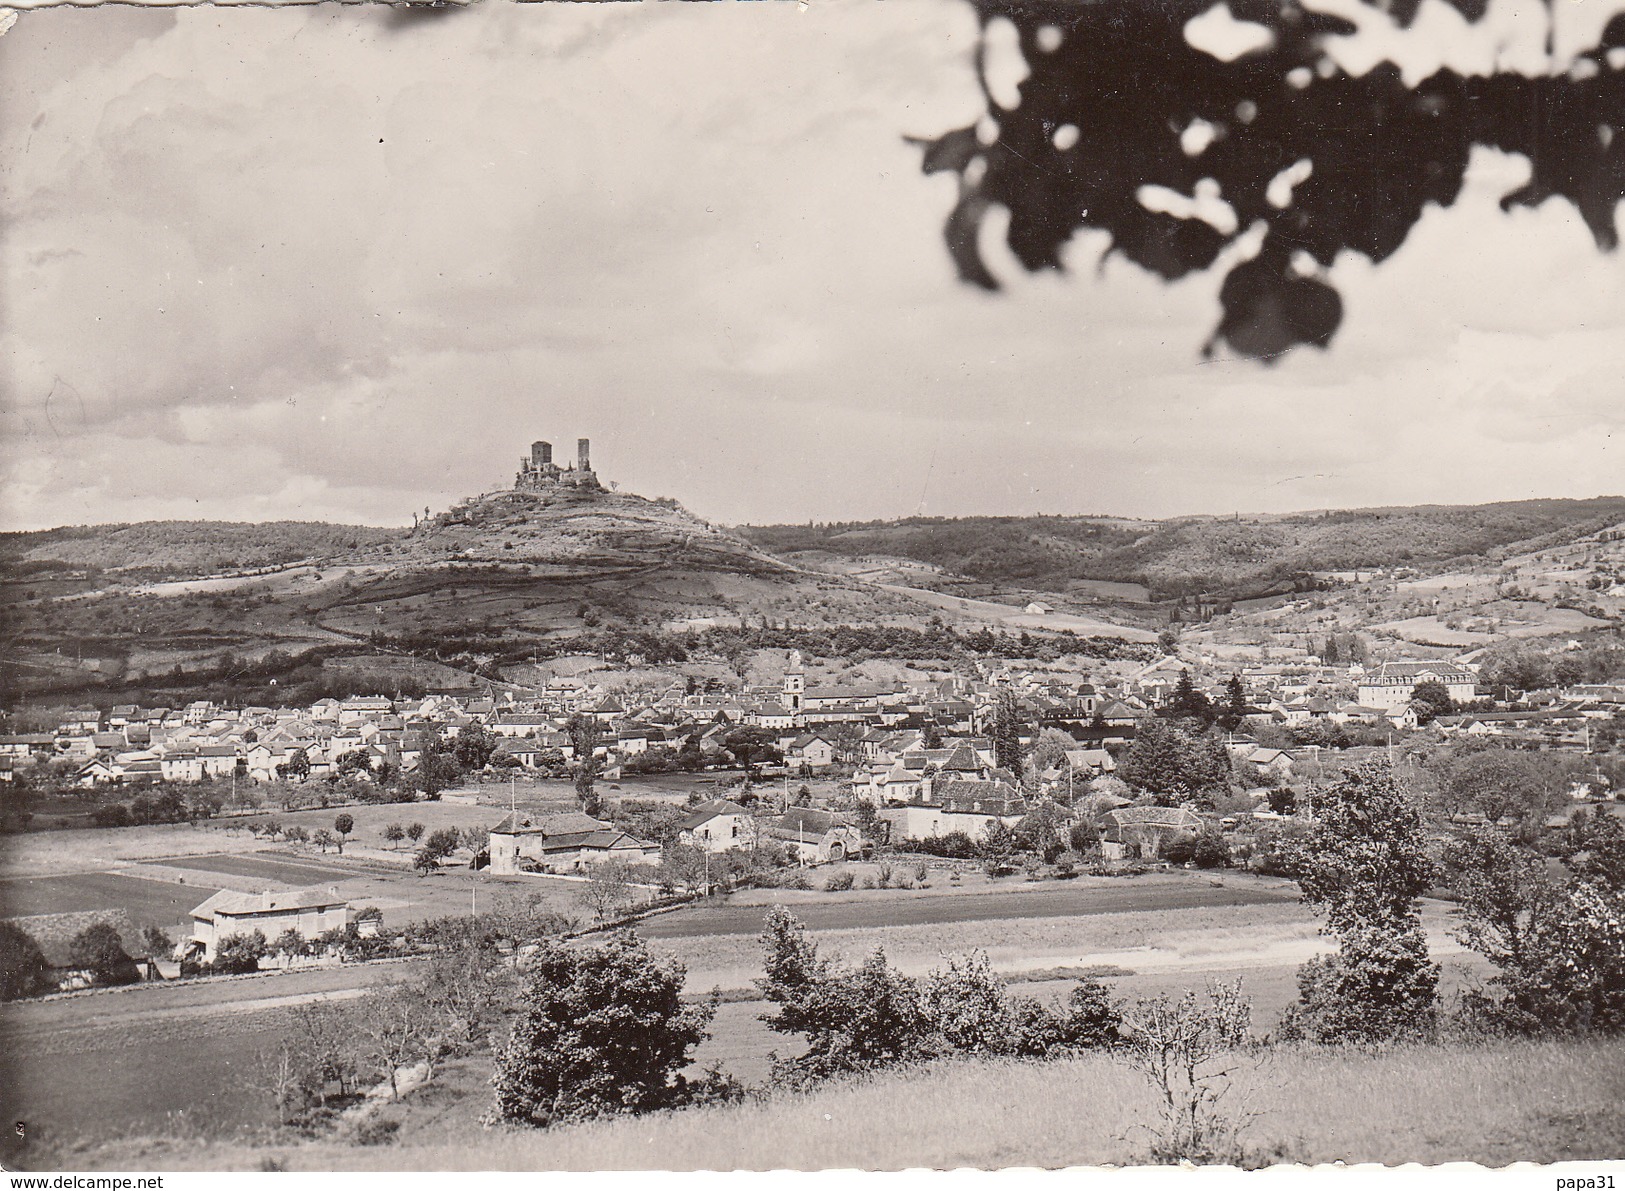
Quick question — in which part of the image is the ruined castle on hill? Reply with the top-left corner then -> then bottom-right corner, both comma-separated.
515,438 -> 602,492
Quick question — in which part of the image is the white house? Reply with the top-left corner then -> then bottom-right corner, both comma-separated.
675,800 -> 757,852
188,887 -> 352,962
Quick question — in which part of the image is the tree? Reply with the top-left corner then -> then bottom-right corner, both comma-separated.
250,1039 -> 310,1126
1165,672 -> 1212,724
1014,798 -> 1069,861
1445,822 -> 1625,1035
449,722 -> 498,772
212,929 -> 268,975
333,813 -> 354,854
286,997 -> 365,1103
1216,674 -> 1248,733
406,821 -> 426,845
1025,728 -> 1076,783
980,818 -> 1017,873
1436,748 -> 1563,841
490,932 -> 714,1126
913,0 -> 1625,360
991,688 -> 1025,773
404,925 -> 518,1055
1409,679 -> 1454,725
414,748 -> 462,800
567,714 -> 603,815
354,984 -> 429,1098
576,862 -> 638,924
283,747 -> 311,781
722,726 -> 781,783
273,928 -> 309,959
69,922 -> 141,986
140,925 -> 174,958
1281,764 -> 1438,1044
0,922 -> 52,1001
1119,719 -> 1231,807
921,721 -> 944,750
423,827 -> 461,861
312,828 -> 338,853
384,822 -> 406,849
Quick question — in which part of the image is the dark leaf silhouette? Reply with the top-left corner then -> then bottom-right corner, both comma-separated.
916,0 -> 1625,360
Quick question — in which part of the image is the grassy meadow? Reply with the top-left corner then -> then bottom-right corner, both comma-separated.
48,1037 -> 1625,1170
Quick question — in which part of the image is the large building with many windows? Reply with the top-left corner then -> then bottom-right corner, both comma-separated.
1357,661 -> 1476,709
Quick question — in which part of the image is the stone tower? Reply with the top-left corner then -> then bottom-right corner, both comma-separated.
782,648 -> 805,712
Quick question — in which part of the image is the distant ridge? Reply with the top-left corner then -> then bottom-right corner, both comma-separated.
740,496 -> 1625,600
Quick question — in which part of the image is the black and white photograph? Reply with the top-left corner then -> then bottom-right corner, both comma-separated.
2,0 -> 1625,1176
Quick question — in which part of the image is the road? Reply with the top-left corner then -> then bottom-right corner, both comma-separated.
636,880 -> 1289,938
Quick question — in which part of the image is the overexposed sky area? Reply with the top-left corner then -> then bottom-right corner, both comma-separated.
1,0 -> 1622,531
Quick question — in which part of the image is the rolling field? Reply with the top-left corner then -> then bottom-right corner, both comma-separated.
638,878 -> 1292,939
0,871 -> 221,930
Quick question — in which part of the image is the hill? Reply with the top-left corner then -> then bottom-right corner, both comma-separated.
0,483 -> 1077,710
742,497 -> 1625,600
0,521 -> 396,580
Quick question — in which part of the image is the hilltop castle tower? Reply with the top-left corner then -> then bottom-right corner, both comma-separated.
516,436 -> 601,492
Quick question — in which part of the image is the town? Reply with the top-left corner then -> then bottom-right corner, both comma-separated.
3,441 -> 1624,1173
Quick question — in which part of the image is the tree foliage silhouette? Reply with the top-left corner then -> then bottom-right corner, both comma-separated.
916,0 -> 1625,359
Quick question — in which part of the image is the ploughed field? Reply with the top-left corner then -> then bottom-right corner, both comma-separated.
147,851 -> 370,886
0,871 -> 224,930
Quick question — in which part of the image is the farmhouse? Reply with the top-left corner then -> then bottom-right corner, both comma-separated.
188,888 -> 352,963
1100,805 -> 1203,860
2,909 -> 162,988
676,800 -> 756,853
758,807 -> 865,865
488,810 -> 659,874
881,780 -> 1027,843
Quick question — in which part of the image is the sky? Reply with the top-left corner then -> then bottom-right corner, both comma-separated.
1,0 -> 1622,532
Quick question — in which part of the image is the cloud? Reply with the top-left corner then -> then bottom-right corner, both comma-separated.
0,0 -> 1622,533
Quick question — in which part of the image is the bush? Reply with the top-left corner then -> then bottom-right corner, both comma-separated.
757,908 -> 1122,1082
823,870 -> 855,892
892,831 -> 979,860
1117,981 -> 1255,1164
0,922 -> 53,1000
1279,923 -> 1438,1045
213,929 -> 269,975
490,932 -> 714,1127
352,1116 -> 400,1146
1165,829 -> 1232,870
69,922 -> 142,986
91,804 -> 133,829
